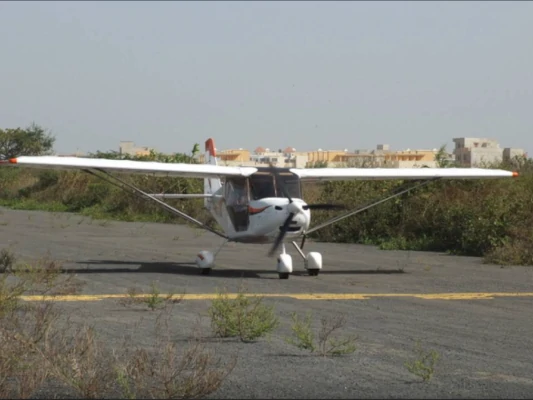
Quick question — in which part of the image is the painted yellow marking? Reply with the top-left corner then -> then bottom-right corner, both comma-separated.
19,292 -> 533,302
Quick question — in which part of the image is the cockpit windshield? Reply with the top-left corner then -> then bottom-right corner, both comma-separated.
249,171 -> 301,200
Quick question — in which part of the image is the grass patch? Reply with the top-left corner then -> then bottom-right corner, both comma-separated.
207,285 -> 279,342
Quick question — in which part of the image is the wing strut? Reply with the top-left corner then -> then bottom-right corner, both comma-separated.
300,178 -> 440,248
83,168 -> 228,239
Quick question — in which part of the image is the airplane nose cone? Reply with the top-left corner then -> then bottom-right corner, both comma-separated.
284,200 -> 310,231
287,201 -> 303,214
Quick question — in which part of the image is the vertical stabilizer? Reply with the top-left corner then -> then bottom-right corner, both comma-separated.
204,138 -> 222,206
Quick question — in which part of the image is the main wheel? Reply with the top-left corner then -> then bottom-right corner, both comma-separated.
308,269 -> 319,277
278,272 -> 290,279
200,268 -> 212,275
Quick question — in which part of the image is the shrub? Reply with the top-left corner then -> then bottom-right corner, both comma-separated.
208,285 -> 279,342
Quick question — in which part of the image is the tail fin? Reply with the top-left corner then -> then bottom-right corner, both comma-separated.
204,138 -> 222,206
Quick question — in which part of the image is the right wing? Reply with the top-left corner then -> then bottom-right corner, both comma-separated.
289,167 -> 518,181
1,156 -> 258,179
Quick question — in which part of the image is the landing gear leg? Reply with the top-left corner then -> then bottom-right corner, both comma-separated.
277,243 -> 293,279
196,239 -> 228,275
292,240 -> 322,277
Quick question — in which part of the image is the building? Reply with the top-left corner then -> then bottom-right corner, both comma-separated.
503,147 -> 527,163
119,141 -> 153,157
383,150 -> 438,168
195,137 -> 528,170
306,145 -> 441,168
201,143 -> 446,169
453,137 -> 526,167
217,148 -> 251,164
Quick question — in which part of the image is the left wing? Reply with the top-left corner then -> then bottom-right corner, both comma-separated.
290,167 -> 518,181
1,156 -> 258,179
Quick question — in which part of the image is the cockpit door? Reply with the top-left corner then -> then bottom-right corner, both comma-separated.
224,177 -> 250,232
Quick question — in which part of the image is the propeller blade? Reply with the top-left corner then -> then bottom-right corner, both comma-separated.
268,212 -> 294,257
306,203 -> 346,210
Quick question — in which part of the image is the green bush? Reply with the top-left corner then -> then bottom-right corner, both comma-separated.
208,286 -> 279,342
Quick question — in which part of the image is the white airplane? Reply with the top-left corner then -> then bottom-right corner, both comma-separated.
1,138 -> 519,279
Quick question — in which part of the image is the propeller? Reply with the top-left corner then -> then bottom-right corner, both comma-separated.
304,203 -> 345,210
267,163 -> 345,257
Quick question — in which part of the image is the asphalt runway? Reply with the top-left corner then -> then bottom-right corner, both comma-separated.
2,207 -> 533,399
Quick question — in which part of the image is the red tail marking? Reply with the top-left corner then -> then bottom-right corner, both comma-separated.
205,138 -> 216,157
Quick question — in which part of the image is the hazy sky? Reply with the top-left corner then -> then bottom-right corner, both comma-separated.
1,1 -> 532,156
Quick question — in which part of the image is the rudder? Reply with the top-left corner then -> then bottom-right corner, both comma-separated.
204,138 -> 222,206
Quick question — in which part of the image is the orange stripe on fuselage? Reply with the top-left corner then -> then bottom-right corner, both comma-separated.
248,205 -> 270,215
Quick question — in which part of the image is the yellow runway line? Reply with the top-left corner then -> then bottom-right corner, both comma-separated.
19,292 -> 533,302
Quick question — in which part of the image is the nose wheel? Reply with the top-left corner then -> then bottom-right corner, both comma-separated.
277,249 -> 293,279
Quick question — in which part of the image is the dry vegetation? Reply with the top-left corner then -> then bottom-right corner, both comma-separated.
0,248 -> 236,399
285,311 -> 358,356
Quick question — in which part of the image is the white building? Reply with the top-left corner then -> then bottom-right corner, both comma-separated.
452,137 -> 526,167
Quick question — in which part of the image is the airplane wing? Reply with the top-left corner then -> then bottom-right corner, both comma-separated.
289,167 -> 518,181
1,156 -> 258,179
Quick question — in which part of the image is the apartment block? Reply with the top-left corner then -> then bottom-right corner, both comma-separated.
453,137 -> 526,167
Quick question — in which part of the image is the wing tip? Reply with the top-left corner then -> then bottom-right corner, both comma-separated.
9,158 -> 17,164
512,171 -> 519,177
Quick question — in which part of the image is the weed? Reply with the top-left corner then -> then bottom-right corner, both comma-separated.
404,340 -> 440,382
43,323 -> 117,399
208,285 -> 279,342
118,282 -> 184,311
286,311 -> 315,352
0,251 -> 85,398
0,248 -> 16,273
286,311 -> 357,356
